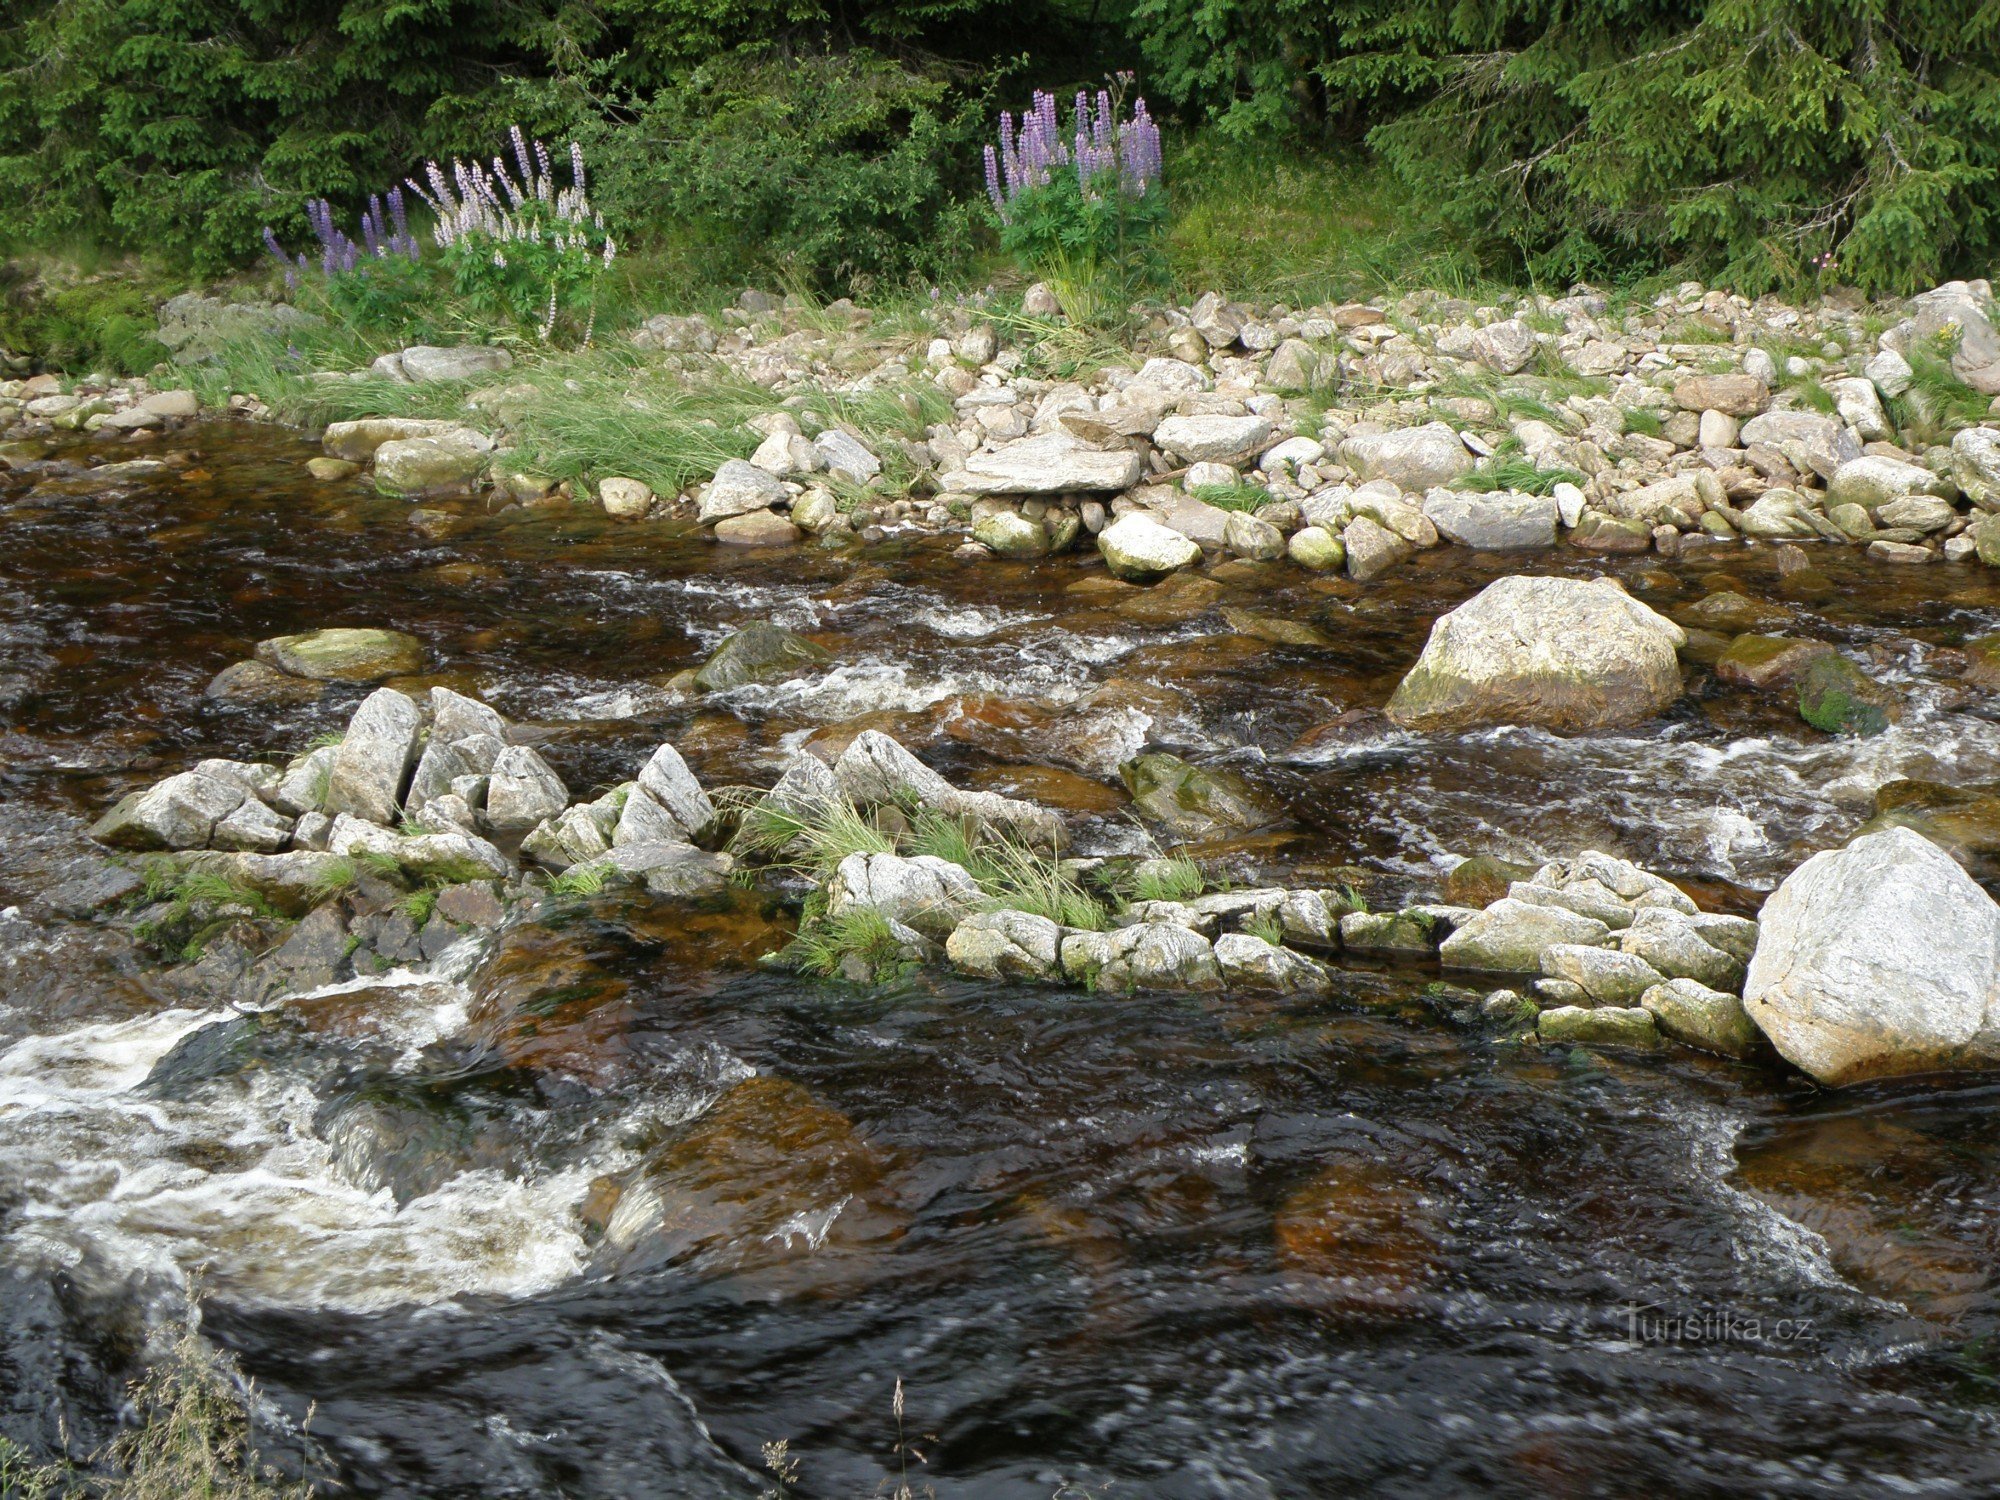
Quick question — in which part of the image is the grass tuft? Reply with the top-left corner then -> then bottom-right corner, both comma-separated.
1188,483 -> 1274,514
1131,854 -> 1204,904
1453,455 -> 1585,495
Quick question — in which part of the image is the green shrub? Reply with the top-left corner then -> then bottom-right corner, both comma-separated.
580,48 -> 988,295
0,264 -> 171,374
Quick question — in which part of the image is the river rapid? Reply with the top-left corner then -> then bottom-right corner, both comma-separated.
5,421 -> 2000,1497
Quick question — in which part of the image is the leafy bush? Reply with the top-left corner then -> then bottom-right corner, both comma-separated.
0,264 -> 171,374
580,48 -> 987,294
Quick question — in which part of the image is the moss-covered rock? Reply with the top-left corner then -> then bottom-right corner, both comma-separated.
1796,654 -> 1899,736
692,621 -> 831,691
1118,752 -> 1286,840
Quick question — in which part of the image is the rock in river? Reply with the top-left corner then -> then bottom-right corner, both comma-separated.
1098,513 -> 1202,581
255,627 -> 424,683
1743,827 -> 2000,1085
1385,575 -> 1686,733
692,621 -> 830,691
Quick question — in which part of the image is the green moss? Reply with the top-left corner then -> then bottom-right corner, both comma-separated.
1797,655 -> 1896,736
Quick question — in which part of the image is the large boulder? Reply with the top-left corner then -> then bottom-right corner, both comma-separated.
1386,576 -> 1686,733
953,434 -> 1144,495
1824,455 -> 1947,515
321,417 -> 464,463
91,770 -> 247,851
255,627 -> 423,682
1338,422 -> 1472,491
946,909 -> 1064,981
1910,281 -> 2000,395
1060,921 -> 1222,992
1153,415 -> 1273,466
323,689 -> 423,825
826,852 -> 983,940
1951,427 -> 2000,510
372,428 -> 494,498
1743,828 -> 2000,1085
1420,489 -> 1559,550
383,344 -> 512,383
1098,513 -> 1203,581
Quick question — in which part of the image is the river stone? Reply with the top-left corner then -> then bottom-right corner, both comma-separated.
321,417 -> 463,463
954,434 -> 1144,495
1739,410 -> 1861,481
91,770 -> 247,850
1386,575 -> 1686,733
394,345 -> 513,382
1342,515 -> 1410,581
428,686 -> 507,745
1877,494 -> 1957,533
255,627 -> 423,682
1154,414 -> 1274,465
1098,512 -> 1203,581
327,813 -> 510,882
1950,427 -> 2000,509
973,509 -> 1050,559
1420,489 -> 1559,549
171,850 -> 354,916
1340,909 -> 1445,952
1120,752 -> 1284,840
1796,653 -> 1899,736
1339,422 -> 1472,491
1222,511 -> 1286,562
372,428 -> 493,498
324,689 -> 423,825
271,746 -> 337,816
1508,880 -> 1635,930
598,477 -> 654,518
1735,490 -> 1824,540
1538,1005 -> 1662,1049
1620,908 -> 1747,991
627,743 -> 715,842
1641,978 -> 1762,1058
522,801 -> 618,869
945,909 -> 1064,981
1826,455 -> 1944,514
1743,826 -> 2000,1084
1539,943 -> 1666,1006
204,659 -> 326,706
1468,318 -> 1537,374
1714,634 -> 1835,688
713,510 -> 802,546
484,745 -> 569,832
1289,525 -> 1345,571
1673,373 -> 1770,416
700,460 -> 788,521
1911,281 -> 2000,394
827,852 -> 983,940
588,841 -> 733,898
693,622 -> 829,691
1061,922 -> 1223,992
1266,339 -> 1326,391
1214,932 -> 1331,994
1440,897 -> 1612,972
209,798 -> 293,854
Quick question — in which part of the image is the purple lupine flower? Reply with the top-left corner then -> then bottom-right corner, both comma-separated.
985,86 -> 1165,221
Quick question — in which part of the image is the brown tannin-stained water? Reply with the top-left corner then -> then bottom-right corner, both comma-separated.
6,421 -> 2000,1497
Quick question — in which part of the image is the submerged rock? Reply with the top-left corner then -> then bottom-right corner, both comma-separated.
1743,827 -> 2000,1085
1641,978 -> 1762,1059
692,621 -> 830,691
1537,1005 -> 1661,1049
1796,654 -> 1900,737
1119,752 -> 1285,841
1385,575 -> 1686,733
255,627 -> 423,683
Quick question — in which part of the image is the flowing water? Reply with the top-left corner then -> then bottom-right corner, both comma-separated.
6,423 -> 2000,1496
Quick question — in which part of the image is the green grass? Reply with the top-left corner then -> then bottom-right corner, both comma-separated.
1454,455 -> 1585,495
548,862 -> 614,898
787,903 -> 915,982
732,794 -> 896,874
1130,854 -> 1204,904
1620,406 -> 1665,437
304,856 -> 358,906
1164,139 -> 1498,304
1243,910 -> 1287,946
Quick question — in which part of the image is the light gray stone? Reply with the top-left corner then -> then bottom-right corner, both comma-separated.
1386,575 -> 1686,732
946,909 -> 1064,980
1742,826 -> 2000,1084
1540,943 -> 1666,1005
1154,414 -> 1274,465
1339,422 -> 1472,491
701,459 -> 788,521
954,434 -> 1145,495
1439,897 -> 1612,972
1214,932 -> 1331,993
90,771 -> 247,851
827,851 -> 984,940
1420,489 -> 1558,549
1641,978 -> 1762,1058
484,745 -> 569,833
1099,512 -> 1203,580
324,689 -> 423,825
